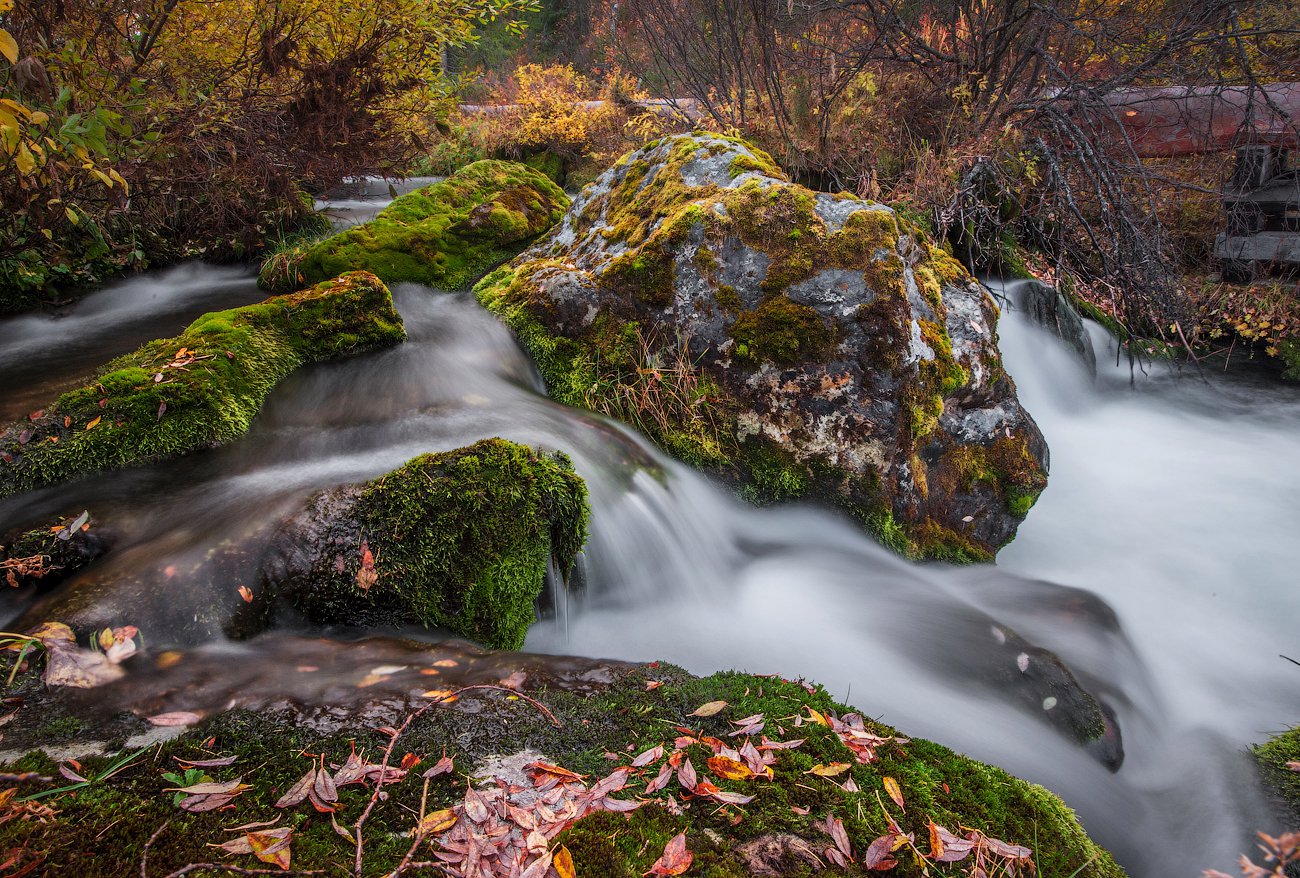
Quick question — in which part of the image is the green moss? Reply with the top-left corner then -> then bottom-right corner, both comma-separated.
523,150 -> 566,184
0,667 -> 1123,878
35,716 -> 84,741
299,160 -> 569,290
0,272 -> 404,498
1276,339 -> 1300,381
286,439 -> 588,650
731,297 -> 834,366
1254,726 -> 1300,813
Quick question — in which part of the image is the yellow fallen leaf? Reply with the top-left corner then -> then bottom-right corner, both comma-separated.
85,416 -> 101,430
418,808 -> 457,835
806,762 -> 851,777
554,845 -> 577,878
689,700 -> 727,717
883,776 -> 904,810
707,755 -> 753,781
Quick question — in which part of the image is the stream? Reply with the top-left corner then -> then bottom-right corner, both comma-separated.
1,183 -> 1298,876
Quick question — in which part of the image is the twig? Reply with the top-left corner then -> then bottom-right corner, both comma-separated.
353,683 -> 562,876
160,866 -> 323,878
141,821 -> 170,878
1281,655 -> 1300,669
0,772 -> 53,785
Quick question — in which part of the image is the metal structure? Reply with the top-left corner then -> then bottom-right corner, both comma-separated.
1103,83 -> 1299,281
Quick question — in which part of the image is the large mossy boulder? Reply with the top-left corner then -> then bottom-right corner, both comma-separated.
0,660 -> 1123,877
260,438 -> 589,649
0,271 -> 405,498
475,133 -> 1047,561
291,160 -> 571,291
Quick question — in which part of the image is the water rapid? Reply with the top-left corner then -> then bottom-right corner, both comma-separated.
1,197 -> 1297,875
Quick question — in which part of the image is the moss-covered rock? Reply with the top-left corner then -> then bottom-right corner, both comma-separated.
291,160 -> 571,291
1254,726 -> 1300,814
0,511 -> 110,589
0,658 -> 1124,877
476,133 -> 1048,561
261,438 -> 589,649
0,271 -> 405,498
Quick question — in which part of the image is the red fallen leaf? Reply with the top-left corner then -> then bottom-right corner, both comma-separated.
306,788 -> 336,813
631,745 -> 664,768
463,785 -> 490,823
175,755 -> 237,769
828,815 -> 852,859
981,835 -> 1032,861
59,763 -> 87,783
673,736 -> 696,751
313,761 -> 339,803
645,832 -> 692,876
863,833 -> 899,870
27,410 -> 44,421
589,768 -> 630,799
98,398 -> 107,408
677,757 -> 697,792
691,780 -> 720,797
527,761 -> 585,783
825,847 -> 848,869
275,768 -> 316,808
422,755 -> 454,779
147,711 -> 204,727
356,539 -> 378,592
237,585 -> 254,603
63,416 -> 71,428
929,821 -> 975,862
399,752 -> 421,771
790,805 -> 810,816
645,680 -> 664,691
645,761 -> 673,794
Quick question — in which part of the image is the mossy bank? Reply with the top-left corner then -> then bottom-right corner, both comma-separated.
0,271 -> 405,498
261,438 -> 589,649
266,160 -> 571,293
476,133 -> 1048,562
0,654 -> 1123,877
1254,726 -> 1300,816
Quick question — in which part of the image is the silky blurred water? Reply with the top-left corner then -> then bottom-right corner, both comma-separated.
1,193 -> 1297,875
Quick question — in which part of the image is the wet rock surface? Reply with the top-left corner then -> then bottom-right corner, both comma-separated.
477,134 -> 1048,561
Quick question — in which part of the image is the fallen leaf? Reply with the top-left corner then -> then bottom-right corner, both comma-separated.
645,762 -> 673,794
707,755 -> 753,781
418,808 -> 458,835
85,416 -> 101,431
862,833 -> 899,870
247,827 -> 292,870
645,832 -> 692,876
237,585 -> 254,603
677,757 -> 697,792
829,815 -> 852,859
553,845 -> 576,878
807,763 -> 851,777
631,745 -> 664,768
423,755 -> 454,779
147,711 -> 204,727
432,659 -> 459,668
645,680 -> 664,691
710,789 -> 755,805
883,776 -> 904,811
275,768 -> 316,808
499,670 -> 527,690
689,700 -> 727,717
176,755 -> 237,769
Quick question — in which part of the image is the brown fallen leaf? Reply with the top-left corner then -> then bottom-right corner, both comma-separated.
275,768 -> 316,808
862,833 -> 900,870
423,755 -> 455,779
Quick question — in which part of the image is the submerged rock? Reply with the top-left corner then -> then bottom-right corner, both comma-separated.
476,133 -> 1048,561
261,439 -> 589,650
0,511 -> 110,589
0,272 -> 405,498
1011,279 -> 1097,373
294,160 -> 571,291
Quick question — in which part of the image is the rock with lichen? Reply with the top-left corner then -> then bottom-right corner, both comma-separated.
0,271 -> 406,498
287,160 -> 571,292
475,133 -> 1047,561
260,438 -> 589,650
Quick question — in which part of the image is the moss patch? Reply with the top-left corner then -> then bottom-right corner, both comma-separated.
0,272 -> 405,498
275,438 -> 589,650
0,667 -> 1124,877
1254,726 -> 1300,815
298,160 -> 569,290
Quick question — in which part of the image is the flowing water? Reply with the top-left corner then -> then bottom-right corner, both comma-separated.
1,187 -> 1297,876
